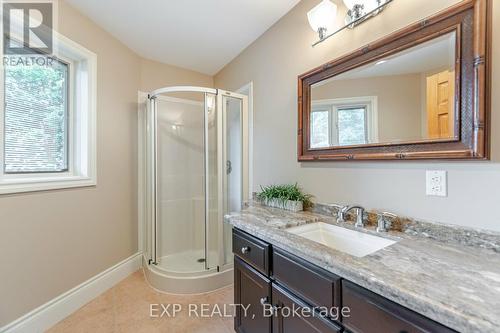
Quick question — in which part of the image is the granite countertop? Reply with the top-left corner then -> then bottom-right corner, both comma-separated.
225,204 -> 500,333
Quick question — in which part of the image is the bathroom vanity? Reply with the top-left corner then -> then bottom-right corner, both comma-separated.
226,204 -> 500,333
232,228 -> 455,333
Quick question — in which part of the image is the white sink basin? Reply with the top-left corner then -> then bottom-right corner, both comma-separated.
287,222 -> 397,258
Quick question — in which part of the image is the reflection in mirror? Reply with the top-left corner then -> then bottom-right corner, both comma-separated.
310,32 -> 456,148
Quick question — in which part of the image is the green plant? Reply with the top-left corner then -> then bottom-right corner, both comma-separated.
256,183 -> 313,209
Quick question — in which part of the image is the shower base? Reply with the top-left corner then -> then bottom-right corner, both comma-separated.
157,249 -> 218,273
143,253 -> 233,294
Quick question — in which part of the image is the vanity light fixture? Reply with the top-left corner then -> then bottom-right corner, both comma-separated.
310,0 -> 393,46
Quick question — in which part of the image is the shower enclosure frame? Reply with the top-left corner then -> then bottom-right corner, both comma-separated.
141,86 -> 249,293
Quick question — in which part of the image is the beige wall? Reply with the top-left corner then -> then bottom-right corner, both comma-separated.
0,1 -> 140,326
214,0 -> 500,232
139,58 -> 213,93
0,0 -> 213,326
312,74 -> 423,142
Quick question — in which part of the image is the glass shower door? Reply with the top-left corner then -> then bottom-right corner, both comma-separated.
155,92 -> 208,273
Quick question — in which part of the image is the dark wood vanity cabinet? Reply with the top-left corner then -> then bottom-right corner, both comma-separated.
232,228 -> 457,333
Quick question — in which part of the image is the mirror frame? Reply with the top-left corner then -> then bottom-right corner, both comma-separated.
297,0 -> 491,161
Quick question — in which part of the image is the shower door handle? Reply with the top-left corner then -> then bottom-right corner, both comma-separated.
226,160 -> 232,174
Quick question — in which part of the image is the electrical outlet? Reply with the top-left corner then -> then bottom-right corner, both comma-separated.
426,170 -> 447,197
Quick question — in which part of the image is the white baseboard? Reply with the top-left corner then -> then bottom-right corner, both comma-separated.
0,252 -> 142,333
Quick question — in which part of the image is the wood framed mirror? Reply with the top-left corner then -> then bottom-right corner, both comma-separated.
297,0 -> 491,161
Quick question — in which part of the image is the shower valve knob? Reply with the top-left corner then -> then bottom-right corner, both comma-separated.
241,246 -> 250,254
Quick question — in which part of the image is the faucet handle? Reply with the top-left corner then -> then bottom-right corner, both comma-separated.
336,205 -> 347,223
354,207 -> 365,228
376,211 -> 397,232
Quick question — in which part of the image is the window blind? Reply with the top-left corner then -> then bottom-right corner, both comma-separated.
4,58 -> 69,173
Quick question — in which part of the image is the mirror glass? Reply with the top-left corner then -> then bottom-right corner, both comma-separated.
310,32 -> 457,148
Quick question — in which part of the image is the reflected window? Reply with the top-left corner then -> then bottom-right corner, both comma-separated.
337,107 -> 367,146
310,96 -> 376,148
310,109 -> 330,148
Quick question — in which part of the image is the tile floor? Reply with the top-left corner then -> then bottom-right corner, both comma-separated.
47,270 -> 235,333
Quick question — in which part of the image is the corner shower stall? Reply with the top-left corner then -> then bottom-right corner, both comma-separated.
139,86 -> 248,293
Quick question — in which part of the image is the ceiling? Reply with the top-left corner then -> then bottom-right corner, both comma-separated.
315,32 -> 456,85
66,0 -> 301,75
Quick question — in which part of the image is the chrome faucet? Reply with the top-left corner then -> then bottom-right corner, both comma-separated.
337,205 -> 365,228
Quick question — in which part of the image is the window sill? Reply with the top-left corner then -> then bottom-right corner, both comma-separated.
0,175 -> 96,194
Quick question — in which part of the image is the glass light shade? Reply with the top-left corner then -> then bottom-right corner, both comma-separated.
343,0 -> 380,12
307,0 -> 338,33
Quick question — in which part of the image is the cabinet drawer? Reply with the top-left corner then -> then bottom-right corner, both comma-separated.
342,281 -> 457,333
272,283 -> 343,333
272,248 -> 341,312
233,228 -> 270,275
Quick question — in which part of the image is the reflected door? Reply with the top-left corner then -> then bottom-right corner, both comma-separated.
426,70 -> 455,139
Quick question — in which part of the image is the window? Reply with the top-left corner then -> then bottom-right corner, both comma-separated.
0,33 -> 97,194
4,57 -> 69,173
310,97 -> 378,148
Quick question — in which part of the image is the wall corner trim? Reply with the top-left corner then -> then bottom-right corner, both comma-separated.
0,252 -> 142,333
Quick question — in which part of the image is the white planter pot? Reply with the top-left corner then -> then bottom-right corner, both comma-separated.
263,198 -> 303,212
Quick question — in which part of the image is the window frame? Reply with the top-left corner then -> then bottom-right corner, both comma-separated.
0,31 -> 97,194
310,96 -> 378,148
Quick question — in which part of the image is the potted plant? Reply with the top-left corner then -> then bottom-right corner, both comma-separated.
256,183 -> 313,212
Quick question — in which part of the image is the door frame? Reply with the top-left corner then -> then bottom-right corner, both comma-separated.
217,89 -> 249,271
236,82 -> 254,199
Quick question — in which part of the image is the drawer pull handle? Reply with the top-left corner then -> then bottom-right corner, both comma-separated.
241,246 -> 251,254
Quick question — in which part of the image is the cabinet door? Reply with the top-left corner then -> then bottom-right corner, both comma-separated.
234,257 -> 272,333
272,283 -> 342,333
